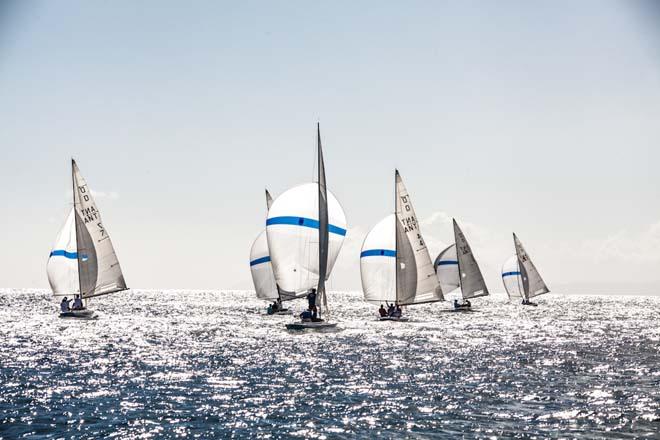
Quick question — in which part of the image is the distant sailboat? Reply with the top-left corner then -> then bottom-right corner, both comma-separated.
266,124 -> 347,330
249,189 -> 301,314
47,159 -> 128,318
433,219 -> 489,310
360,170 -> 443,320
501,233 -> 549,306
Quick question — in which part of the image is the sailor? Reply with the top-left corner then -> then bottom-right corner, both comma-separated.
267,303 -> 274,315
307,288 -> 317,310
300,309 -> 312,322
378,304 -> 387,317
72,294 -> 83,310
393,305 -> 402,318
387,302 -> 395,316
60,297 -> 70,313
465,299 -> 471,308
272,301 -> 279,313
453,299 -> 460,309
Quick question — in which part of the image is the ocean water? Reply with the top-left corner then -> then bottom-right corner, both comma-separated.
0,289 -> 659,439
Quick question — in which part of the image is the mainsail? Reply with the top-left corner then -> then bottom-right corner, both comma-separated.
513,233 -> 550,300
434,243 -> 459,295
453,219 -> 489,299
266,189 -> 274,211
317,124 -> 329,311
360,171 -> 441,305
47,160 -> 127,298
501,254 -> 523,299
266,126 -> 347,299
395,170 -> 442,305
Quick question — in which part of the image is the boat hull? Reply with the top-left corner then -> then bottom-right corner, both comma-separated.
378,316 -> 409,322
59,309 -> 95,319
285,321 -> 337,330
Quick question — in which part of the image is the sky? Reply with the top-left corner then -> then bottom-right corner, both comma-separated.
1,1 -> 660,294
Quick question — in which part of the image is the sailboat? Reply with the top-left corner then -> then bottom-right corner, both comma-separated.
266,124 -> 347,330
47,159 -> 128,318
249,189 -> 302,315
501,233 -> 549,306
360,170 -> 443,321
433,219 -> 489,311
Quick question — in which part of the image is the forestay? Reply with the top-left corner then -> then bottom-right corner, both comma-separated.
453,219 -> 489,299
434,243 -> 459,296
514,233 -> 550,299
501,254 -> 523,299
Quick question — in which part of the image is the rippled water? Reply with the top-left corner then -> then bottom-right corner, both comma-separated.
0,289 -> 659,439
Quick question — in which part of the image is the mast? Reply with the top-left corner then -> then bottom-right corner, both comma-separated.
71,158 -> 83,297
454,220 -> 464,300
394,169 -> 399,305
316,123 -> 329,317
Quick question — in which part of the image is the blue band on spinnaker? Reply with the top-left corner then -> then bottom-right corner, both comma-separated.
266,216 -> 347,236
250,256 -> 271,267
360,249 -> 396,258
437,260 -> 458,266
502,271 -> 521,278
49,250 -> 78,259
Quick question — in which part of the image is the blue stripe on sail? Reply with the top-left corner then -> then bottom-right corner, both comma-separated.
266,216 -> 347,236
250,256 -> 271,267
360,249 -> 396,258
437,260 -> 458,265
502,271 -> 521,278
49,250 -> 78,259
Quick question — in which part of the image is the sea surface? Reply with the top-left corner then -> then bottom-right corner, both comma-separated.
0,289 -> 659,439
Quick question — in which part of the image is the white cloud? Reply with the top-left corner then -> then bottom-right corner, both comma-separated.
578,221 -> 660,263
91,190 -> 120,200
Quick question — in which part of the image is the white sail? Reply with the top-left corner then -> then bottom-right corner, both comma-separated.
47,208 -> 80,296
360,214 -> 396,304
501,254 -> 523,299
454,219 -> 489,299
249,230 -> 279,301
434,243 -> 460,296
395,170 -> 442,305
71,160 -> 127,298
514,233 -> 550,299
266,182 -> 347,294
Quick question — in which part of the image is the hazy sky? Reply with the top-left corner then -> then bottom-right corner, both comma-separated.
2,1 -> 660,294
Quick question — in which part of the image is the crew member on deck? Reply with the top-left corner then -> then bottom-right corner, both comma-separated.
307,288 -> 317,310
72,295 -> 83,310
60,297 -> 70,313
378,304 -> 387,317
